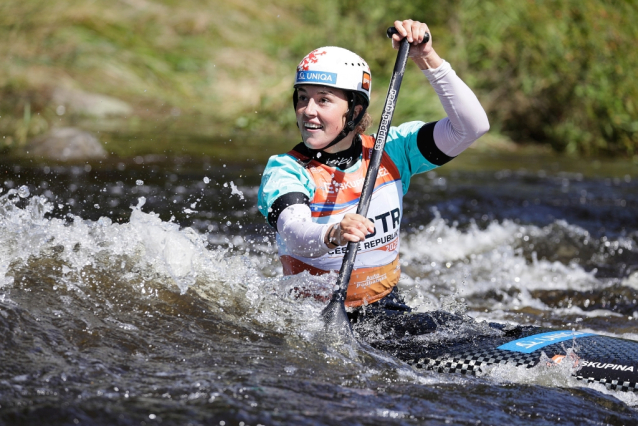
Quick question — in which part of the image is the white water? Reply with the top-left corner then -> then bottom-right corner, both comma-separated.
1,188 -> 635,401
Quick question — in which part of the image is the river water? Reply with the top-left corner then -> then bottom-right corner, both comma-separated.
1,144 -> 637,425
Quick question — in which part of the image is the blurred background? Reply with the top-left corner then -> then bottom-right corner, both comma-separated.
1,0 -> 637,159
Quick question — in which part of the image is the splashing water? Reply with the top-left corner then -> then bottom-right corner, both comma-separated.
1,154 -> 637,425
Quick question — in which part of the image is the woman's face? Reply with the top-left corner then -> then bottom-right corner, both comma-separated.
296,85 -> 354,153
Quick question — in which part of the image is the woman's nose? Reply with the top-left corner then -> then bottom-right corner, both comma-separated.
304,99 -> 317,117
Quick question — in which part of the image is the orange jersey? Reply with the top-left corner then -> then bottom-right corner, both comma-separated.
279,134 -> 403,307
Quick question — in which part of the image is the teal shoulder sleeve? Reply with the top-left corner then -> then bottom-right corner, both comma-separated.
383,121 -> 439,194
257,154 -> 315,218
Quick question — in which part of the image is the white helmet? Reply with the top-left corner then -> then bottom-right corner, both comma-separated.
294,46 -> 371,103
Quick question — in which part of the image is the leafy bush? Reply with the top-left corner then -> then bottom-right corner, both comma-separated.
458,0 -> 638,155
285,0 -> 638,155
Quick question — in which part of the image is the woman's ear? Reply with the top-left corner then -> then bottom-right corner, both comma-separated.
353,104 -> 363,120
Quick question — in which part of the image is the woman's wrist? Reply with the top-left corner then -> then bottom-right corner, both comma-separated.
412,50 -> 443,70
324,223 -> 340,248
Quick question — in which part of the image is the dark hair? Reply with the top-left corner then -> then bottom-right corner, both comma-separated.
351,92 -> 370,134
356,112 -> 372,134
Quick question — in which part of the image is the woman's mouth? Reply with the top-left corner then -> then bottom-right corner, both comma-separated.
304,122 -> 323,130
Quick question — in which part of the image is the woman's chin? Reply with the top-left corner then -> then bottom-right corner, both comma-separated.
302,137 -> 330,151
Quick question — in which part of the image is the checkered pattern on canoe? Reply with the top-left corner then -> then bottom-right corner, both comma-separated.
576,335 -> 638,360
410,344 -> 537,374
409,335 -> 638,392
574,375 -> 638,392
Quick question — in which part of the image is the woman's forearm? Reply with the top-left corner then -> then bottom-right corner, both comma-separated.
277,204 -> 332,258
424,61 -> 490,157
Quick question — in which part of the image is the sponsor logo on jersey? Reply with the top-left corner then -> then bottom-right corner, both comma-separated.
319,167 -> 391,194
497,330 -> 596,354
355,272 -> 388,289
321,176 -> 366,194
296,71 -> 337,84
325,156 -> 354,168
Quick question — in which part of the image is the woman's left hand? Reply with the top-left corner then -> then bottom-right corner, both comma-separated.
390,19 -> 442,69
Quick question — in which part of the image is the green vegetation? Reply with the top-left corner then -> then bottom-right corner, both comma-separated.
1,0 -> 636,156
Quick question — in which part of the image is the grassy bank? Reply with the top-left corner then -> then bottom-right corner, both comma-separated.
1,0 -> 636,156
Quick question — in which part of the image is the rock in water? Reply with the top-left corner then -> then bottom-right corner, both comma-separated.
25,127 -> 107,161
52,87 -> 132,118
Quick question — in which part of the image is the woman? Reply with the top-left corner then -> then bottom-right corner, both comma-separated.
258,19 -> 489,311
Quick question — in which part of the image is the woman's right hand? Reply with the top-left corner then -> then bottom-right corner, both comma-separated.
325,213 -> 375,247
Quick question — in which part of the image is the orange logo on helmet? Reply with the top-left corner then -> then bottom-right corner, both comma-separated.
362,71 -> 371,91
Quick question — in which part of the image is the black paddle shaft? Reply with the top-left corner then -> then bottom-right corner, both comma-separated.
322,28 -> 430,319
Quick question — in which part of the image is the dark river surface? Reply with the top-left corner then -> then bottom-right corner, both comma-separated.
1,139 -> 637,425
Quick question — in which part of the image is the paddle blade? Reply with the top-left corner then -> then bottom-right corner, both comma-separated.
322,297 -> 352,333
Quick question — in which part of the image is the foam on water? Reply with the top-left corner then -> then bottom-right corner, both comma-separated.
479,347 -> 584,388
1,191 -> 252,316
0,190 -> 384,376
399,212 -> 606,315
624,272 -> 638,290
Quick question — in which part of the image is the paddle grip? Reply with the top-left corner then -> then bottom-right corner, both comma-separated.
386,27 -> 430,44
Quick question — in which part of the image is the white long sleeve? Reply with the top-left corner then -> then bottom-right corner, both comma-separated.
423,60 -> 490,157
276,204 -> 332,258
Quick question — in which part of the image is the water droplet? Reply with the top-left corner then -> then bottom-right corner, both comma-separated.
203,177 -> 210,184
17,185 -> 30,198
97,217 -> 112,226
136,180 -> 144,186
